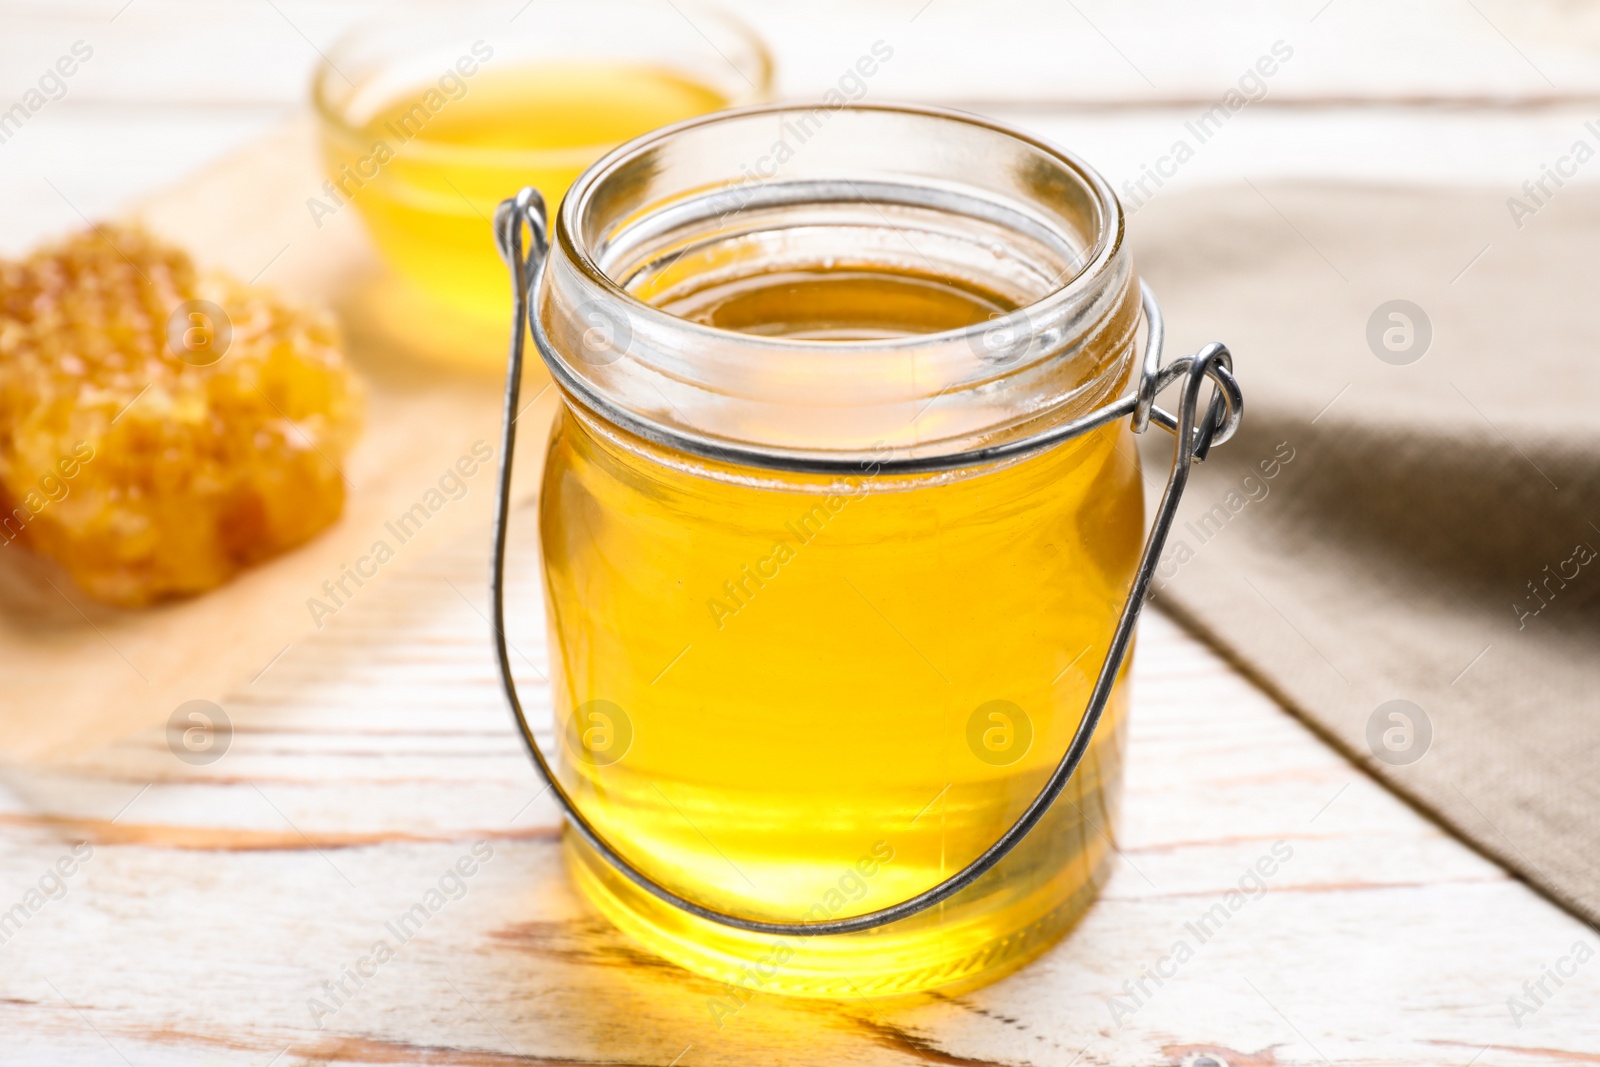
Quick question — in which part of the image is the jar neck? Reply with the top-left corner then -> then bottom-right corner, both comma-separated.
537,104 -> 1137,465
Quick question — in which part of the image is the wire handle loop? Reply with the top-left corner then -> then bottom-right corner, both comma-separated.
489,189 -> 1242,936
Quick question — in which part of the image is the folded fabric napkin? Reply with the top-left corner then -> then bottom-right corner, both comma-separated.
1131,180 -> 1600,928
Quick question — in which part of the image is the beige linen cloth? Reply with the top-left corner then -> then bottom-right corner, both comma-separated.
1129,181 -> 1600,929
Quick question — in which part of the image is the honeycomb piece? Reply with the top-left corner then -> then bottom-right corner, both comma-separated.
0,225 -> 363,607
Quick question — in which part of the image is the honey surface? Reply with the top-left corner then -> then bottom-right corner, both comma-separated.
657,267 -> 1021,340
539,266 -> 1142,997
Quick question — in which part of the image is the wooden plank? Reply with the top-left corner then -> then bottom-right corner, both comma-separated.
2,517 -> 1597,1063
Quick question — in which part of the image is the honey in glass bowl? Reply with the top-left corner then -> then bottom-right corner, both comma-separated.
312,0 -> 770,363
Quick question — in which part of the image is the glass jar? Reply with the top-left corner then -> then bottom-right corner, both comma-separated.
533,104 -> 1143,997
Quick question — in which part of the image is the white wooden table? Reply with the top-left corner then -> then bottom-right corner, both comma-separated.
3,2 -> 1598,1062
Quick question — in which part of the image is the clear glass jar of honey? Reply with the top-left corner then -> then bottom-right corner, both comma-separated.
490,105 -> 1236,999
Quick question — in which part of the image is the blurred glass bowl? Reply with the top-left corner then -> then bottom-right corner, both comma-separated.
312,0 -> 772,336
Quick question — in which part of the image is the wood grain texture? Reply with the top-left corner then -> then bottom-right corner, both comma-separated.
3,516 -> 1598,1065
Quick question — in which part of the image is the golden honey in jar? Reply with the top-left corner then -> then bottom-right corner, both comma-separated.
312,0 -> 770,342
533,105 -> 1144,998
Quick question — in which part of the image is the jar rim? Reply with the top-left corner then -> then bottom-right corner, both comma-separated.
554,101 -> 1126,354
539,101 -> 1139,465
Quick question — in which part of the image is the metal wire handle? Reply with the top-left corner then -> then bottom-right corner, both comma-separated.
490,187 -> 1243,937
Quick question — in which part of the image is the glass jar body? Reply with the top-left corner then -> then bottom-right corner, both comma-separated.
538,402 -> 1142,997
529,102 -> 1147,997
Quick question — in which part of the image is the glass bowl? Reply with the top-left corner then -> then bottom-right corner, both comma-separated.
312,0 -> 773,336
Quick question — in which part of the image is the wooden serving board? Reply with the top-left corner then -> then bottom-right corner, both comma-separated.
0,117 -> 552,762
